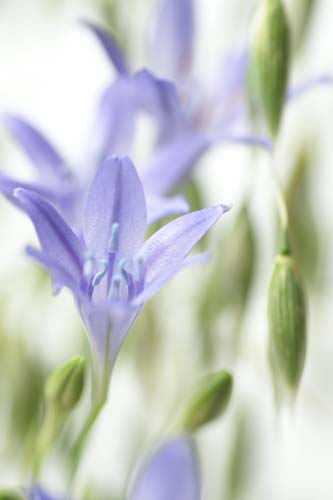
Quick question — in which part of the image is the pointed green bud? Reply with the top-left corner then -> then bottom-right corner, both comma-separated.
0,490 -> 27,500
179,371 -> 233,432
45,355 -> 86,413
268,254 -> 306,399
250,0 -> 290,137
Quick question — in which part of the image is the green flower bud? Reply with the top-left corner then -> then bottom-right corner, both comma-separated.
268,254 -> 306,398
45,355 -> 86,413
179,371 -> 233,432
0,490 -> 27,500
250,0 -> 290,137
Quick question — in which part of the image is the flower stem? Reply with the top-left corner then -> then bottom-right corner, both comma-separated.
270,147 -> 290,255
69,329 -> 112,485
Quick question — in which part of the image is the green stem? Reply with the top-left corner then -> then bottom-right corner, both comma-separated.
69,328 -> 112,484
270,148 -> 291,254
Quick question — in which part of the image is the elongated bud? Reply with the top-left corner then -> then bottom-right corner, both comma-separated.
0,490 -> 27,500
45,355 -> 86,413
32,356 -> 86,477
250,0 -> 290,137
179,371 -> 233,432
268,253 -> 306,400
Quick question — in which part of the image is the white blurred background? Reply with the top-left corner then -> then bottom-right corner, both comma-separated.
1,1 -> 333,499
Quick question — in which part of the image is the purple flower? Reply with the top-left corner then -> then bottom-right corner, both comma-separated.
0,73 -> 189,227
15,156 -> 229,369
83,17 -> 271,198
129,436 -> 200,500
28,486 -> 69,500
28,436 -> 199,500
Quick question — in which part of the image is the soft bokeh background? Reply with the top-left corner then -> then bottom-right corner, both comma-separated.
1,1 -> 333,499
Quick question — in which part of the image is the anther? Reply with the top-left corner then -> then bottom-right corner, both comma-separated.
91,259 -> 108,287
108,222 -> 120,253
83,250 -> 95,277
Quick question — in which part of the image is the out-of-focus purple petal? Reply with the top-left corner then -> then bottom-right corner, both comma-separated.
140,204 -> 229,285
0,172 -> 58,205
150,0 -> 194,82
79,19 -> 129,75
28,485 -> 69,500
14,189 -> 83,283
26,245 -> 79,294
131,69 -> 186,143
141,133 -> 210,196
87,79 -> 136,163
287,74 -> 333,101
130,436 -> 200,500
147,195 -> 189,225
210,132 -> 272,151
2,114 -> 68,182
83,156 -> 147,261
0,171 -> 77,218
208,49 -> 248,130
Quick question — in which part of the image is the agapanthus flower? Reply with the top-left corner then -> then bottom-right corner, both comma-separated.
86,0 -> 332,198
15,156 -> 229,371
0,83 -> 189,228
28,435 -> 199,500
82,16 -> 271,200
129,435 -> 200,500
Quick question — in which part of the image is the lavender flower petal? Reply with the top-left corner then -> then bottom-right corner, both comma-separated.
87,79 -> 136,163
130,436 -> 200,500
147,195 -> 189,225
133,252 -> 211,306
83,156 -> 147,260
141,133 -> 210,196
150,0 -> 194,82
2,114 -> 68,182
140,205 -> 229,284
26,245 -> 80,294
80,19 -> 129,75
14,189 -> 83,283
131,69 -> 186,144
0,172 -> 68,208
79,300 -> 142,365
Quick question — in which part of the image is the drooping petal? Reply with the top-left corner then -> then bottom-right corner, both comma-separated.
129,436 -> 200,500
146,195 -> 189,225
80,19 -> 129,75
83,156 -> 147,261
140,204 -> 229,285
2,114 -> 68,182
14,189 -> 83,284
150,0 -> 194,82
140,133 -> 210,196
